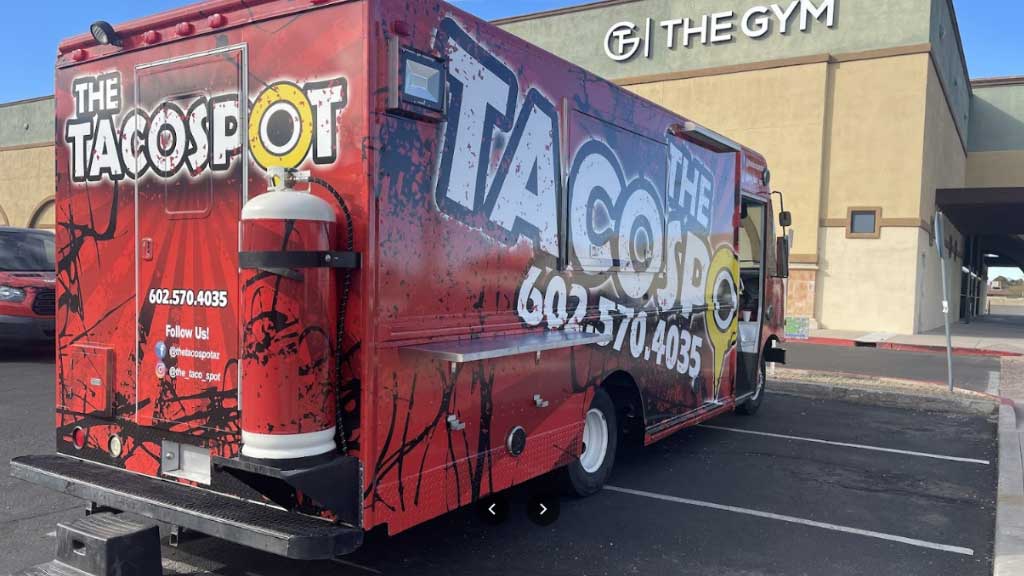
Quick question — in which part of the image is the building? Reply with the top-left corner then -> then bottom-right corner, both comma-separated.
0,96 -> 55,229
1,0 -> 1022,334
496,0 -> 1024,334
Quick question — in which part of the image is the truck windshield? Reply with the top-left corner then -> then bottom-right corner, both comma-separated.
0,230 -> 55,271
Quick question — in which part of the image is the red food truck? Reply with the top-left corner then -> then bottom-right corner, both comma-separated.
12,0 -> 790,563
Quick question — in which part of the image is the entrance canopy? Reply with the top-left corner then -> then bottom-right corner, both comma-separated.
937,187 -> 1024,271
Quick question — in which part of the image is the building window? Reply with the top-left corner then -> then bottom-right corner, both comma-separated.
847,207 -> 881,239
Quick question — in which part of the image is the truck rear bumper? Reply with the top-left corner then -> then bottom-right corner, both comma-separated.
10,453 -> 362,560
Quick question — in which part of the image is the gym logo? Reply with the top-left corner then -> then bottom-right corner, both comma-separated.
64,72 -> 348,184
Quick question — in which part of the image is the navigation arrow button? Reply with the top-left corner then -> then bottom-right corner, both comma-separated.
477,495 -> 508,525
527,494 -> 559,526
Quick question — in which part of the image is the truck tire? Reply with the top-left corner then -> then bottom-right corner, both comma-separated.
563,388 -> 618,496
736,355 -> 766,415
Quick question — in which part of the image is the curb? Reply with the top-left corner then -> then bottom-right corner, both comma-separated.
801,337 -> 1022,358
996,402 -> 1024,575
767,370 -> 998,416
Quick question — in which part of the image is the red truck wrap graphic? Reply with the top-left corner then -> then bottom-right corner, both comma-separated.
44,0 -> 785,548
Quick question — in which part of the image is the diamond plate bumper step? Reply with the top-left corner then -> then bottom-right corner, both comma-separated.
10,454 -> 362,560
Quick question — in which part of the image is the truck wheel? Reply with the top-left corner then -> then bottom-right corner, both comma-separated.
737,356 -> 766,415
564,388 -> 618,496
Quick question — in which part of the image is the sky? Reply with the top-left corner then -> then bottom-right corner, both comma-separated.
992,268 -> 1024,282
2,0 -> 1021,102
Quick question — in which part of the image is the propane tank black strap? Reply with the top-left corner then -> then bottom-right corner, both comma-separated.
239,250 -> 360,270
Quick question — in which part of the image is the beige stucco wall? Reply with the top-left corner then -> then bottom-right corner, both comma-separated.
625,53 -> 953,333
916,61 -> 966,331
919,61 -> 966,221
817,226 -> 919,332
0,145 -> 55,228
822,54 -> 929,221
966,151 -> 1024,188
815,54 -> 934,333
816,56 -> 965,333
918,216 -> 963,332
624,62 -> 828,260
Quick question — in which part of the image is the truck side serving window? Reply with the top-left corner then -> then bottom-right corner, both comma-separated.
565,111 -> 667,277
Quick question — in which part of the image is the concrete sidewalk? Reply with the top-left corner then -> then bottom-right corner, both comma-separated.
769,366 -> 998,414
805,313 -> 1024,356
997,357 -> 1024,575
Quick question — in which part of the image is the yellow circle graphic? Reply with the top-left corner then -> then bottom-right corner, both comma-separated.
249,82 -> 313,170
704,245 -> 738,400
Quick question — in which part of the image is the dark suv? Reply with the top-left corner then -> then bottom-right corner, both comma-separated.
0,227 -> 55,344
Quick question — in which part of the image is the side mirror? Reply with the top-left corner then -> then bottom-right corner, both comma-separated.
775,236 -> 790,278
778,210 -> 792,228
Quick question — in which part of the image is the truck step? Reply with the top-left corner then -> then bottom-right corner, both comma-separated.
10,513 -> 160,576
58,513 -> 161,576
11,562 -> 89,576
11,454 -> 362,560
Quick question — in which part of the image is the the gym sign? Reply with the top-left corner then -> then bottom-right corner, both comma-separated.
604,0 -> 836,62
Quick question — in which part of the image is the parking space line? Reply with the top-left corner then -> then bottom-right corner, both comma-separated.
697,424 -> 990,465
162,558 -> 216,575
604,485 -> 974,556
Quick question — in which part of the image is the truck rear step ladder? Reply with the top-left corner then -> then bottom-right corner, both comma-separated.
12,512 -> 160,576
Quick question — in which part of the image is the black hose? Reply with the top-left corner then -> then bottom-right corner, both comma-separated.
309,176 -> 354,454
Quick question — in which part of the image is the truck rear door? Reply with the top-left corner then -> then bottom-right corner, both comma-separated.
134,46 -> 246,433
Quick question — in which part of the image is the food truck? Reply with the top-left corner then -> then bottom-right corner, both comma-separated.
12,0 -> 790,566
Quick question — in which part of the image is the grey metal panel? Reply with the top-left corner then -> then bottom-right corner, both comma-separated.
969,85 -> 1024,152
403,330 -> 612,363
0,96 -> 54,148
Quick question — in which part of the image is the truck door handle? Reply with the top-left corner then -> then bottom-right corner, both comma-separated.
141,238 -> 154,261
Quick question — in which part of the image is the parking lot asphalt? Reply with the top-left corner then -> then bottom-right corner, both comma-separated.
0,351 -> 998,576
0,347 -> 82,574
785,342 -> 1001,393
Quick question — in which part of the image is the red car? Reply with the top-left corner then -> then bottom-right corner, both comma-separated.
0,227 -> 56,344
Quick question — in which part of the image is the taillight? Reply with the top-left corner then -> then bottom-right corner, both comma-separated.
108,434 -> 123,458
72,427 -> 86,450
